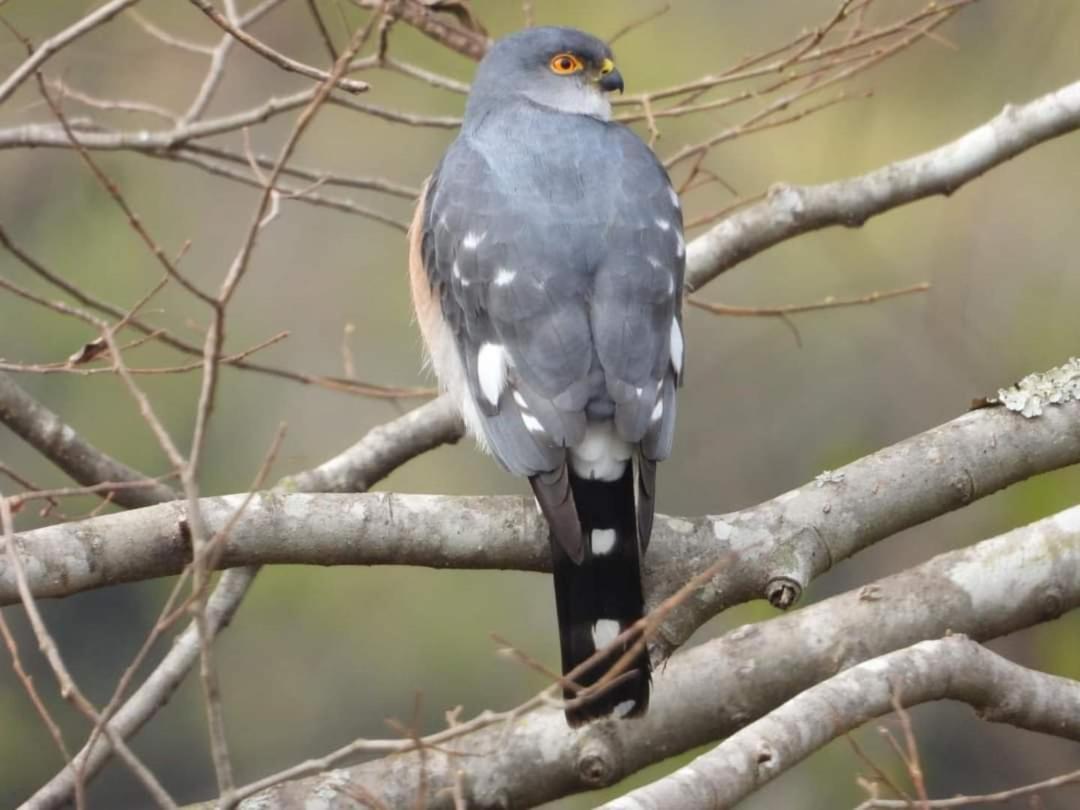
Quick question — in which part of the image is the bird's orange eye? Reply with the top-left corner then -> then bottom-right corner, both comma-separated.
549,53 -> 583,75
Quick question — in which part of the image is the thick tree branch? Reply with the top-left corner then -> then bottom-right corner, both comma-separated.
5,397 -> 1077,654
225,503 -> 1080,808
604,635 -> 1080,809
685,78 -> 1080,290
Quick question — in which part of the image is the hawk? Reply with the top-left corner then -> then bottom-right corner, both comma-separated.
409,26 -> 684,725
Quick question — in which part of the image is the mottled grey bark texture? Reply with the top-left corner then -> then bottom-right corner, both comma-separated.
231,504 -> 1080,809
605,634 -> 1080,809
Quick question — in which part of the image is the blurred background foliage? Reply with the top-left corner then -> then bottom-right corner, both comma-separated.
1,0 -> 1079,807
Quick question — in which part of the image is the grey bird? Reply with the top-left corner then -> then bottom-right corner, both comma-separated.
408,26 -> 685,726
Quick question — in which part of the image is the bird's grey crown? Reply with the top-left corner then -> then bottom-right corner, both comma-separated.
467,26 -> 617,121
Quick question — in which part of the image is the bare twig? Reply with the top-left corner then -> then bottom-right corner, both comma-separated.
349,0 -> 491,61
33,77 -> 217,307
306,0 -> 340,61
689,282 -> 930,318
603,636 -> 1080,809
23,396 -> 462,810
0,610 -> 84,809
608,1 -> 672,46
0,0 -> 143,105
187,0 -> 369,93
0,373 -> 178,508
855,769 -> 1080,808
1,497 -> 178,809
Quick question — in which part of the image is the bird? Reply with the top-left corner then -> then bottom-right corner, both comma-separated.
408,26 -> 684,726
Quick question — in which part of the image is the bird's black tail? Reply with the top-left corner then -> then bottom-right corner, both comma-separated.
537,463 -> 650,726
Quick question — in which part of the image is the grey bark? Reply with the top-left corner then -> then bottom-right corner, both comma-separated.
5,398 -> 1077,661
20,401 -> 461,810
604,635 -> 1080,809
231,503 -> 1080,809
685,78 -> 1080,290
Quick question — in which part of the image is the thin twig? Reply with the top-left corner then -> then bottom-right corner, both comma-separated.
0,0 -> 143,105
187,0 -> 369,93
689,282 -> 930,318
608,1 -> 673,46
1,496 -> 178,808
855,769 -> 1080,808
0,610 -> 84,809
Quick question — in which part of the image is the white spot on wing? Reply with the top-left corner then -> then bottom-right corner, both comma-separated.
669,186 -> 681,209
592,619 -> 620,650
646,255 -> 664,270
591,528 -> 616,555
462,231 -> 486,250
675,230 -> 685,258
651,399 -> 664,422
477,343 -> 508,407
521,412 -> 545,433
452,261 -> 461,279
670,319 -> 684,376
655,218 -> 671,232
493,268 -> 517,286
512,390 -> 529,409
613,699 -> 636,718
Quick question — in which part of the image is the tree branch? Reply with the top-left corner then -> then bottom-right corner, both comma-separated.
604,635 -> 1080,809
5,394 -> 1076,655
185,0 -> 368,93
0,0 -> 143,106
218,502 -> 1080,808
685,77 -> 1080,290
0,373 -> 178,508
6,76 -> 1080,303
21,400 -> 461,810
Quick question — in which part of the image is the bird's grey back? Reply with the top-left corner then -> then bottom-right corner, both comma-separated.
422,98 -> 684,475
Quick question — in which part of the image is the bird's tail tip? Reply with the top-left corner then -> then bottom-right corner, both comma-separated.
549,464 -> 651,726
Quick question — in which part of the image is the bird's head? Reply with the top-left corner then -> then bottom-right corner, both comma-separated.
468,26 -> 624,121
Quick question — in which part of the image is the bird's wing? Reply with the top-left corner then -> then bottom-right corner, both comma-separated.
420,140 -> 592,479
589,126 -> 684,462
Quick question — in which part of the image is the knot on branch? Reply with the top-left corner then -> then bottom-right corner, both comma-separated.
574,733 -> 620,788
754,741 -> 780,777
1040,586 -> 1064,620
950,469 -> 977,504
176,517 -> 194,564
766,182 -> 806,225
977,695 -> 1019,725
765,576 -> 801,609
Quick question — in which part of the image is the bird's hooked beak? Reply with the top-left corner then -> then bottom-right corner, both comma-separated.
597,58 -> 624,94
